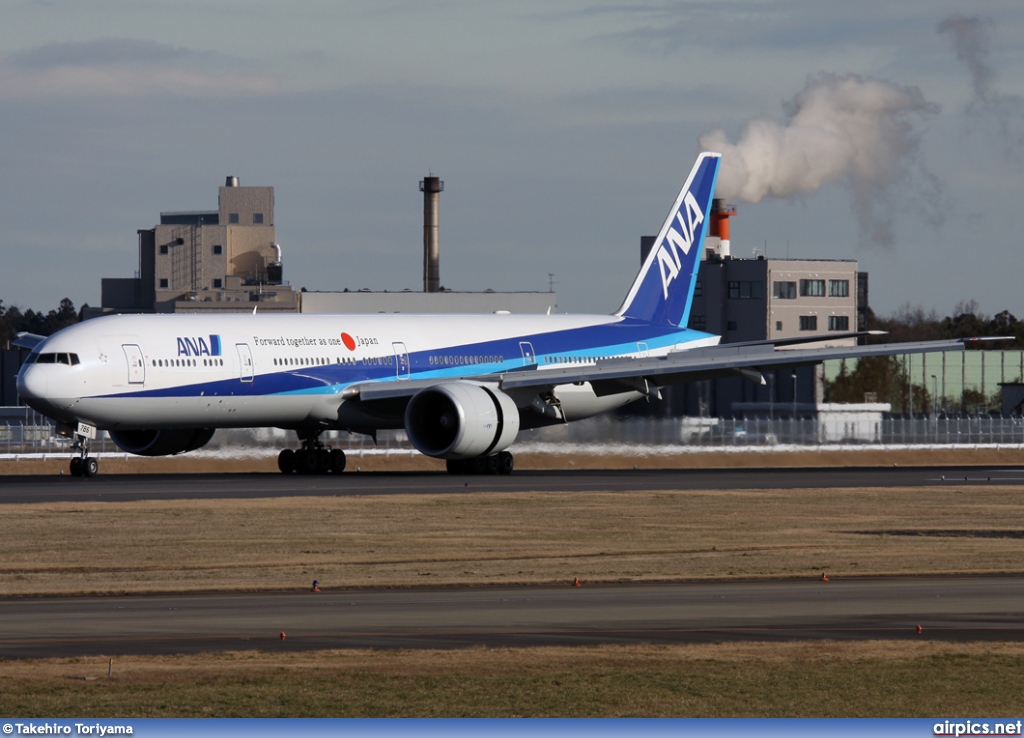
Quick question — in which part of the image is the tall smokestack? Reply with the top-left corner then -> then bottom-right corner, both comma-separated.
420,176 -> 444,292
710,198 -> 736,258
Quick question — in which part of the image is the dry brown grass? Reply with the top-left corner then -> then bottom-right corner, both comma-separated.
1,483 -> 1023,595
3,641 -> 1024,716
4,454 -> 1024,716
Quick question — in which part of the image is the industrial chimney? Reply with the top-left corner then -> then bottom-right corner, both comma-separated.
420,176 -> 444,292
709,198 -> 736,258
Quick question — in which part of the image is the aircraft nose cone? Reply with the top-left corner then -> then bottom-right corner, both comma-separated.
17,365 -> 49,408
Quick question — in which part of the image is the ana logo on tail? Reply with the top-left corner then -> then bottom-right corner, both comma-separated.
656,191 -> 705,300
615,152 -> 720,327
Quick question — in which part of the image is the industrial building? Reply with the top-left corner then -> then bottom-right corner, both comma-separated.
90,174 -> 555,318
635,199 -> 866,418
95,177 -> 296,315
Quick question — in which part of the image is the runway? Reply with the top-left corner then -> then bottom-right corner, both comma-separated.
3,466 -> 1023,658
4,464 -> 1024,504
2,576 -> 1022,658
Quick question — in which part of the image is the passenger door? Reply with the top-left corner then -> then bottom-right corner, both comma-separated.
393,342 -> 410,380
236,343 -> 254,383
122,344 -> 146,385
519,342 -> 536,367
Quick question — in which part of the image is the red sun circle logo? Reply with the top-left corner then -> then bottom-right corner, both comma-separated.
341,332 -> 356,351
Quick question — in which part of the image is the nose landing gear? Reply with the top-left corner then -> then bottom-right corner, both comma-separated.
67,429 -> 99,478
69,455 -> 99,477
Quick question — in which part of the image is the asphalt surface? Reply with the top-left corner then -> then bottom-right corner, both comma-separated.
2,577 -> 1022,658
4,464 -> 1024,504
2,467 -> 1023,657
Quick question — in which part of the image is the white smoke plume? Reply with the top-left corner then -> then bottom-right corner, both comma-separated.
698,73 -> 940,247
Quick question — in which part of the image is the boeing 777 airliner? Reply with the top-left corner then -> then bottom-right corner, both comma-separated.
16,153 -> 971,477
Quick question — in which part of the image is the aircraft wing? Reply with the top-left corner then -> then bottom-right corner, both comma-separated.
499,337 -> 973,397
345,337 -> 979,403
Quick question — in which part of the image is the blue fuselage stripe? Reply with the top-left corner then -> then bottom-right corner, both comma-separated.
99,322 -> 712,400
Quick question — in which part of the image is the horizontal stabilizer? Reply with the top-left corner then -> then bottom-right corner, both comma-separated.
12,332 -> 46,350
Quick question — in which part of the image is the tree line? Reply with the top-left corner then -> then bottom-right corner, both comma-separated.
826,301 -> 1023,412
865,300 -> 1024,347
0,298 -> 82,349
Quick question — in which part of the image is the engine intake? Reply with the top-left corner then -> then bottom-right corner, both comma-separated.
109,428 -> 216,457
404,382 -> 519,459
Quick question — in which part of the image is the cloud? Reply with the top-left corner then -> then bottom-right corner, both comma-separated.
698,73 -> 941,247
9,38 -> 190,69
0,38 -> 279,99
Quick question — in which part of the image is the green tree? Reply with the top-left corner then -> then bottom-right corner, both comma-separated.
0,298 -> 81,347
825,355 -> 931,413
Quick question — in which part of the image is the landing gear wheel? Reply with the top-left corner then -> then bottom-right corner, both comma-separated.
296,449 -> 319,475
282,430 -> 345,475
330,449 -> 347,474
83,457 -> 98,477
445,453 -> 514,475
316,448 -> 332,474
277,449 -> 295,474
70,457 -> 83,477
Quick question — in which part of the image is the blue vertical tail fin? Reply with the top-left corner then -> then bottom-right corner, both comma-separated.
615,152 -> 720,326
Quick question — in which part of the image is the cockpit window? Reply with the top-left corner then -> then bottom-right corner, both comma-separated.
27,352 -> 80,366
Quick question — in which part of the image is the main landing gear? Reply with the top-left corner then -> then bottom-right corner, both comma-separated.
277,431 -> 346,475
445,450 -> 514,476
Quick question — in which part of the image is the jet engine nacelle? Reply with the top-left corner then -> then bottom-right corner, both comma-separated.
404,382 -> 520,459
108,428 -> 216,457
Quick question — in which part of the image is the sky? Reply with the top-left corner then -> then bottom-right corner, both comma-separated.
1,0 -> 1023,320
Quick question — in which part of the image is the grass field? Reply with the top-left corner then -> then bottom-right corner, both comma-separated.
4,642 -> 1024,717
1,484 -> 1022,595
3,453 -> 1024,716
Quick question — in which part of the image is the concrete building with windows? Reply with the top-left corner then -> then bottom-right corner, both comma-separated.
94,176 -> 297,316
90,173 -> 554,319
689,254 -> 860,347
631,200 -> 867,418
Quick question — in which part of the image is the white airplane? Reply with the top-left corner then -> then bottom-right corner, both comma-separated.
16,153 -> 971,477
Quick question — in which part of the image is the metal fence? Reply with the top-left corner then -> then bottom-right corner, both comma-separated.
518,414 -> 1024,448
3,410 -> 1024,458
